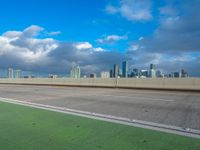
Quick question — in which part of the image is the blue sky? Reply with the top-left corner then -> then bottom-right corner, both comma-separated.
0,0 -> 200,76
0,0 -> 156,49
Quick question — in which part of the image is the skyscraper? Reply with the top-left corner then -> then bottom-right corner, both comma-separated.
181,69 -> 188,78
110,69 -> 113,78
141,70 -> 149,78
101,71 -> 110,78
122,61 -> 128,78
156,70 -> 164,78
131,68 -> 140,78
14,69 -> 22,78
172,72 -> 181,78
70,65 -> 81,78
90,73 -> 97,78
150,64 -> 156,70
8,68 -> 14,78
149,64 -> 156,78
113,64 -> 119,78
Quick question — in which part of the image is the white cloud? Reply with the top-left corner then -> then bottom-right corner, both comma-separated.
3,31 -> 22,38
0,21 -> 199,76
74,42 -> 105,52
74,42 -> 93,50
106,0 -> 152,21
139,37 -> 144,40
94,47 -> 105,52
128,44 -> 139,51
23,25 -> 44,37
46,31 -> 61,36
0,25 -> 115,75
105,5 -> 118,14
170,55 -> 195,62
0,25 -> 58,67
97,34 -> 128,44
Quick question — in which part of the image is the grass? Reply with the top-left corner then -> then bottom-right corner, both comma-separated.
0,101 -> 199,150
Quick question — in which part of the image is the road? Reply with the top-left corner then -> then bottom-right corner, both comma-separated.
0,84 -> 200,130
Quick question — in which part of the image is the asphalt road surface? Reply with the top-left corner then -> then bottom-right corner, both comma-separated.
0,84 -> 200,130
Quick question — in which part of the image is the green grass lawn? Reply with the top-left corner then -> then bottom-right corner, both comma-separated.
0,101 -> 200,150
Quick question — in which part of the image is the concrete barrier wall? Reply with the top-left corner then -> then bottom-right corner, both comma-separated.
0,78 -> 199,91
0,78 -> 117,87
117,78 -> 199,90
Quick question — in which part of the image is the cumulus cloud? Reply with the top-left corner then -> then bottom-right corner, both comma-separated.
0,25 -> 124,75
23,25 -> 44,37
46,31 -> 61,36
126,0 -> 200,76
0,26 -> 57,67
0,24 -> 199,77
94,47 -> 105,52
106,0 -> 152,21
106,5 -> 118,14
74,42 -> 93,50
49,42 -> 125,75
129,2 -> 200,53
96,35 -> 128,44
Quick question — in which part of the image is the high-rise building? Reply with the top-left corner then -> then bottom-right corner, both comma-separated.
156,70 -> 164,78
181,69 -> 188,78
14,69 -> 21,78
149,64 -> 156,78
8,68 -> 14,78
70,66 -> 81,78
101,71 -> 110,78
141,70 -> 149,78
90,73 -> 97,78
122,61 -> 128,78
113,64 -> 119,78
172,72 -> 181,78
150,64 -> 156,70
149,69 -> 156,78
110,69 -> 113,78
131,68 -> 140,78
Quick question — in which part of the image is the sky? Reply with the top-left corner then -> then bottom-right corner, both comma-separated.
0,0 -> 200,76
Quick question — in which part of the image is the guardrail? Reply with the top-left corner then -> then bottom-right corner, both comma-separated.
0,78 -> 199,91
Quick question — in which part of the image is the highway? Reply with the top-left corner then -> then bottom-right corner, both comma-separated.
0,84 -> 200,131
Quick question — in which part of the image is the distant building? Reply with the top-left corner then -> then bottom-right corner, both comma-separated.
149,64 -> 156,78
181,69 -> 188,78
113,64 -> 119,78
90,73 -> 97,78
172,72 -> 181,78
8,68 -> 14,78
24,75 -> 35,79
48,74 -> 58,78
122,61 -> 128,78
131,68 -> 140,78
150,64 -> 156,70
70,66 -> 81,78
149,69 -> 156,78
156,70 -> 164,78
140,70 -> 149,78
110,69 -> 113,78
101,71 -> 110,78
14,69 -> 21,78
168,73 -> 173,78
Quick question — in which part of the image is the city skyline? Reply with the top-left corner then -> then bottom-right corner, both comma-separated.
3,62 -> 189,79
0,0 -> 199,76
